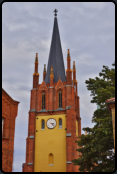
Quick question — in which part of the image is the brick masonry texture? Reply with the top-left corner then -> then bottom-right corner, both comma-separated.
2,88 -> 19,172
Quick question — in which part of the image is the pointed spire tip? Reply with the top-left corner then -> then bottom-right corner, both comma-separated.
67,49 -> 70,58
54,9 -> 58,17
35,53 -> 38,62
44,64 -> 46,72
73,61 -> 76,70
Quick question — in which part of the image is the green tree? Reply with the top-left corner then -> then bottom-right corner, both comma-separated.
72,62 -> 115,172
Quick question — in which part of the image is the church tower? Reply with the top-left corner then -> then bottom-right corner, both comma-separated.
22,9 -> 81,172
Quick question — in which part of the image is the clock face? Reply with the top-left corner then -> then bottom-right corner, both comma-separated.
47,118 -> 56,129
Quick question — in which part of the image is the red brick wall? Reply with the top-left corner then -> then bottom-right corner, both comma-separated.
2,89 -> 19,172
23,57 -> 81,172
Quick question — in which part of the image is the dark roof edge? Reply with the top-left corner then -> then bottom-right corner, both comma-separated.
2,88 -> 20,105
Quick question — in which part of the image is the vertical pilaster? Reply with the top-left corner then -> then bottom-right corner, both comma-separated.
49,66 -> 54,110
66,85 -> 72,172
30,89 -> 37,111
71,86 -> 79,172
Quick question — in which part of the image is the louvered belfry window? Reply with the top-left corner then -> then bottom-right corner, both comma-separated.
58,90 -> 62,108
42,92 -> 45,109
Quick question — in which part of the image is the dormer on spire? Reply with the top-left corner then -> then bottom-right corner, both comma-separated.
50,66 -> 54,77
50,66 -> 54,86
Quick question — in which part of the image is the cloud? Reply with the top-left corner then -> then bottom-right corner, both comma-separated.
76,53 -> 94,66
82,2 -> 106,10
2,2 -> 114,172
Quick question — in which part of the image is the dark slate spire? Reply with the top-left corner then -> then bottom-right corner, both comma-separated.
45,10 -> 66,84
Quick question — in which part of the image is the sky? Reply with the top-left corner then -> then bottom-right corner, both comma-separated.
2,2 -> 115,172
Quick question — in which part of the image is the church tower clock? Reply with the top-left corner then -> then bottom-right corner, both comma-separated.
22,9 -> 81,172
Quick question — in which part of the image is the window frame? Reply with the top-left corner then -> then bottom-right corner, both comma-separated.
42,91 -> 46,110
58,90 -> 62,108
49,153 -> 54,166
59,118 -> 62,129
41,119 -> 45,130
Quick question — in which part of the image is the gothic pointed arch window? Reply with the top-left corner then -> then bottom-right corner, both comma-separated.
59,118 -> 62,128
58,90 -> 62,108
49,153 -> 53,165
41,119 -> 45,129
42,91 -> 46,110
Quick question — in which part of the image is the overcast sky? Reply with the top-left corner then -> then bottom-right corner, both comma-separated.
2,2 -> 115,172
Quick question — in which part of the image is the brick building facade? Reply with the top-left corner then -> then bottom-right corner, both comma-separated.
2,88 -> 19,172
22,10 -> 81,172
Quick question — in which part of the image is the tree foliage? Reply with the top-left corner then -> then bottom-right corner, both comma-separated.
72,62 -> 115,172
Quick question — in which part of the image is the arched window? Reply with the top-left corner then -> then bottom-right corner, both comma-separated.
41,119 -> 45,129
49,153 -> 53,165
42,92 -> 46,110
58,90 -> 62,108
59,118 -> 62,128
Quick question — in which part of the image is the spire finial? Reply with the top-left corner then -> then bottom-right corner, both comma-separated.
44,64 -> 46,72
54,9 -> 58,17
50,66 -> 54,79
67,49 -> 70,58
73,61 -> 75,70
35,53 -> 38,62
50,66 -> 53,75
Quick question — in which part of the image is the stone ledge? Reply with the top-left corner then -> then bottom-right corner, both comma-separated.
29,136 -> 34,139
38,109 -> 47,112
66,106 -> 71,110
2,137 -> 9,141
48,164 -> 54,166
28,163 -> 33,165
37,108 -> 66,112
66,85 -> 72,87
66,133 -> 71,137
31,88 -> 37,90
30,109 -> 35,112
66,161 -> 72,164
56,108 -> 66,111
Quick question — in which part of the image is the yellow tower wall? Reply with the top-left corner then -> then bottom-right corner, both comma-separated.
34,114 -> 66,172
